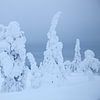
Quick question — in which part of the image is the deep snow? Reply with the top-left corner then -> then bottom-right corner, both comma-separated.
0,73 -> 100,100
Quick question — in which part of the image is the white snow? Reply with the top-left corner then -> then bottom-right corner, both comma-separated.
0,74 -> 100,100
0,52 -> 13,77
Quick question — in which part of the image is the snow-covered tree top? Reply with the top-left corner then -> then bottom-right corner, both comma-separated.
0,21 -> 25,39
75,39 -> 81,52
27,52 -> 37,71
44,11 -> 63,64
73,38 -> 81,62
50,11 -> 61,31
47,11 -> 61,40
0,21 -> 26,50
0,21 -> 27,78
85,50 -> 95,58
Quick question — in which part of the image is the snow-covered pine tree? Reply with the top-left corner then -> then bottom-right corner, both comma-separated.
40,12 -> 65,87
80,50 -> 100,74
26,52 -> 41,89
0,22 -> 27,92
71,39 -> 81,72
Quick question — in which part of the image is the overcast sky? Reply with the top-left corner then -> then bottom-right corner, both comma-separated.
0,0 -> 100,63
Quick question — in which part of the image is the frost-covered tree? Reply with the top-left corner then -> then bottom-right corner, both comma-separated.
71,39 -> 81,72
80,50 -> 100,74
26,52 -> 41,89
0,22 -> 27,92
40,12 -> 65,87
63,60 -> 72,76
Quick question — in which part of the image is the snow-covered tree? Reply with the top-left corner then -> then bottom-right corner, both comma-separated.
26,52 -> 41,89
71,39 -> 81,72
63,60 -> 72,76
0,22 -> 27,92
40,12 -> 65,87
80,50 -> 100,74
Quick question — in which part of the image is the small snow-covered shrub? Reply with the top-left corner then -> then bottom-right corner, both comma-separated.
80,50 -> 100,74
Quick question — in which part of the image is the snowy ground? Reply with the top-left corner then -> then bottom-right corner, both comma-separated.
0,73 -> 100,100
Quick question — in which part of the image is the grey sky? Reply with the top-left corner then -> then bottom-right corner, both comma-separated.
0,0 -> 100,63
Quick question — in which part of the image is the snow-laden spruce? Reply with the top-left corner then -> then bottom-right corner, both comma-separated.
71,39 -> 81,72
80,50 -> 100,74
26,52 -> 41,89
40,12 -> 65,87
63,39 -> 81,74
0,22 -> 27,92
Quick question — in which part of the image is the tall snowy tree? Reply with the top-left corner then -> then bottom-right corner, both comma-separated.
71,39 -> 81,72
0,22 -> 27,92
40,12 -> 65,87
80,50 -> 100,74
26,52 -> 41,89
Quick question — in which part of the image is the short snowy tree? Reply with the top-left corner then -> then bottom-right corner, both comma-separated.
0,22 -> 27,92
40,12 -> 65,87
26,52 -> 41,89
71,39 -> 81,72
80,50 -> 100,74
63,60 -> 72,76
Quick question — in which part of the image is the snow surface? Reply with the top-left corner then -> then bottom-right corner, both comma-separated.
0,74 -> 100,100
